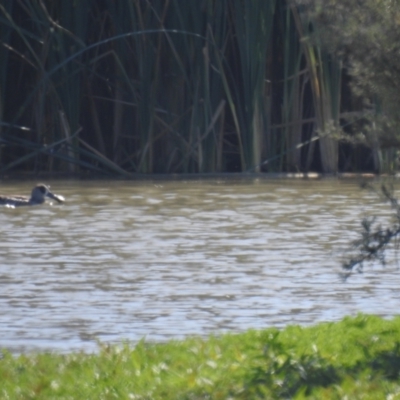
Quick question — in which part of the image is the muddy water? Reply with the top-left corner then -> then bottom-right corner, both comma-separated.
0,178 -> 399,353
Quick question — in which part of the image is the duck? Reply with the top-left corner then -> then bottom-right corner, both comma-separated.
0,184 -> 65,207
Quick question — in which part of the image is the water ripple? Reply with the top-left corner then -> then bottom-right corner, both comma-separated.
0,178 -> 399,353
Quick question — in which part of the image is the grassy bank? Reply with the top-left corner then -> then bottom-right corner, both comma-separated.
1,314 -> 400,399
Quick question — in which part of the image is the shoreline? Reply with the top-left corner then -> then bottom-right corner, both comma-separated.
0,171 -> 386,181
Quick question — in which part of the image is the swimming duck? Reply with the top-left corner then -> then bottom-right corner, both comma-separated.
0,184 -> 65,207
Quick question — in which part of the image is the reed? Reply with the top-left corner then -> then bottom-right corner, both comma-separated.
0,1 -> 13,166
291,3 -> 342,173
0,1 -> 370,175
228,0 -> 276,171
0,0 -> 90,172
281,3 -> 304,171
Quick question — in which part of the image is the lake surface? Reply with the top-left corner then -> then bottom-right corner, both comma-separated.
0,177 -> 399,353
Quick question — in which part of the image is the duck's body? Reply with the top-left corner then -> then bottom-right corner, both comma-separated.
0,184 -> 65,207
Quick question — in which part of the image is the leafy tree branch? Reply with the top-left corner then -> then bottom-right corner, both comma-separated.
342,184 -> 400,277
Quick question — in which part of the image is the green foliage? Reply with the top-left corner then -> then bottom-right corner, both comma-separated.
306,0 -> 400,167
343,183 -> 400,275
2,315 -> 400,399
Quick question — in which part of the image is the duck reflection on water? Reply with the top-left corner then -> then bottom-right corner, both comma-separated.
0,184 -> 65,207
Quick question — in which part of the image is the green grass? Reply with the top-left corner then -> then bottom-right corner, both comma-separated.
2,314 -> 400,399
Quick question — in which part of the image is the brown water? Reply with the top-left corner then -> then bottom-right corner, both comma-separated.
0,178 -> 399,353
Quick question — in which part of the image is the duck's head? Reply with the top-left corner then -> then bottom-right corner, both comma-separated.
31,184 -> 65,204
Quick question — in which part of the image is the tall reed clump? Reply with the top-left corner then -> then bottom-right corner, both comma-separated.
85,0 -> 229,174
291,3 -> 342,173
105,0 -> 159,173
0,1 -> 357,175
1,0 -> 94,171
151,0 -> 229,173
279,3 -> 306,171
228,0 -> 276,172
0,1 -> 13,167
